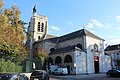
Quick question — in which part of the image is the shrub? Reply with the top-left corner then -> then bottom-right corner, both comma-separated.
0,58 -> 22,72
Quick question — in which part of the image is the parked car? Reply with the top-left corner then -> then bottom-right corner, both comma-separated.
53,67 -> 68,75
106,69 -> 120,77
30,70 -> 49,80
0,73 -> 29,80
49,65 -> 58,74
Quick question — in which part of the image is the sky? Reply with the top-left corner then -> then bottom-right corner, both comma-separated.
4,0 -> 120,46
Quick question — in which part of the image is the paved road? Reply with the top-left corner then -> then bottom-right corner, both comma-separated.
50,74 -> 120,80
50,77 -> 120,80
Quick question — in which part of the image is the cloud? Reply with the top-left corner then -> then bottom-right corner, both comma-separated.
90,19 -> 103,27
106,35 -> 120,45
104,23 -> 111,28
116,16 -> 120,29
88,29 -> 95,33
68,21 -> 74,26
86,19 -> 111,29
106,38 -> 120,45
86,23 -> 94,28
107,35 -> 119,38
116,16 -> 120,18
50,26 -> 60,31
116,26 -> 120,30
116,16 -> 120,22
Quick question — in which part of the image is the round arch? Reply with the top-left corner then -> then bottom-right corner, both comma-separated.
55,56 -> 62,64
41,23 -> 44,32
76,43 -> 82,49
93,44 -> 98,51
50,48 -> 55,53
48,57 -> 53,64
64,55 -> 72,63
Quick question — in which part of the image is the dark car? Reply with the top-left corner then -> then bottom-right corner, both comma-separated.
30,70 -> 49,80
0,73 -> 29,80
106,69 -> 120,77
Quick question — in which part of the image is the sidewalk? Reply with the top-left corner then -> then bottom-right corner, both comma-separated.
50,73 -> 106,79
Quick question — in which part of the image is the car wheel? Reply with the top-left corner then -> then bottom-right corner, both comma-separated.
52,72 -> 54,75
30,78 -> 34,80
107,74 -> 111,77
47,78 -> 49,80
60,73 -> 63,75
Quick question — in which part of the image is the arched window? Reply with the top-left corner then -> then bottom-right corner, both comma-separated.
93,44 -> 98,51
38,22 -> 40,32
48,57 -> 53,64
55,56 -> 62,64
64,55 -> 72,63
76,43 -> 82,49
50,48 -> 55,53
38,36 -> 40,40
41,23 -> 44,32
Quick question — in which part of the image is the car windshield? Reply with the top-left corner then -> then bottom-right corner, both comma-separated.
116,70 -> 120,72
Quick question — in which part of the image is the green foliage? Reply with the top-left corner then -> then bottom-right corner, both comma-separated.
0,58 -> 22,72
35,56 -> 45,69
0,0 -> 28,72
35,47 -> 48,69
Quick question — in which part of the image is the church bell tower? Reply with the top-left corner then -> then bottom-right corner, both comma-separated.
28,5 -> 48,43
26,5 -> 48,72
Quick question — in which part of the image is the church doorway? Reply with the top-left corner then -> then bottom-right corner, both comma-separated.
94,56 -> 99,73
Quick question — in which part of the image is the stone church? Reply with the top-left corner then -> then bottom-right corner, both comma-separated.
26,6 -> 111,74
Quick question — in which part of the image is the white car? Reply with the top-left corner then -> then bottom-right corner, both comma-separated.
53,67 -> 68,75
49,65 -> 58,74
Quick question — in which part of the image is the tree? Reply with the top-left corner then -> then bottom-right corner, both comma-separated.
0,0 -> 4,8
34,47 -> 48,70
0,0 -> 28,72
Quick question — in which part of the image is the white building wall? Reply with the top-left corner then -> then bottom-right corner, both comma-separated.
86,36 -> 111,73
102,55 -> 111,72
33,14 -> 48,41
86,36 -> 103,73
74,51 -> 87,74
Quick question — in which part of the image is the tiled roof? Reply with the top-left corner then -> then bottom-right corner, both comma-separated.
105,44 -> 120,51
57,29 -> 85,43
33,29 -> 104,45
45,37 -> 58,43
47,29 -> 104,43
84,29 -> 104,41
49,45 -> 76,55
46,34 -> 57,39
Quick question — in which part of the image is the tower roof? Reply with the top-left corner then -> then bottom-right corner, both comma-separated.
33,5 -> 36,13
